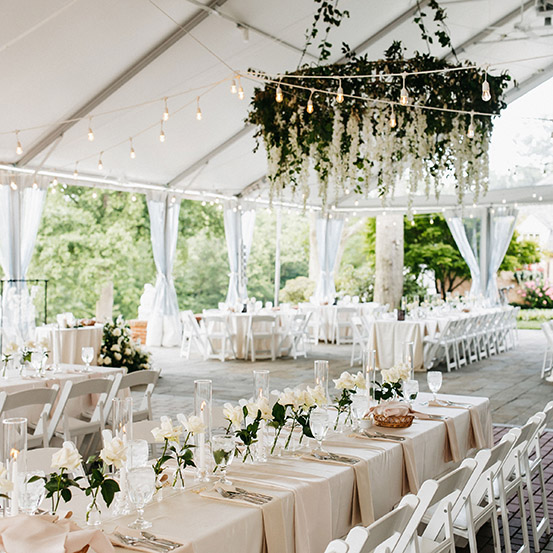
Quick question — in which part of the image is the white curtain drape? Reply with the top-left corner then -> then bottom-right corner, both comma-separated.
314,214 -> 344,302
223,207 -> 256,305
446,207 -> 518,302
0,172 -> 48,343
146,194 -> 181,347
486,207 -> 517,302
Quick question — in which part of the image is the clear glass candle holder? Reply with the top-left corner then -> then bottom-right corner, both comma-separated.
194,380 -> 212,481
314,360 -> 329,405
3,418 -> 28,516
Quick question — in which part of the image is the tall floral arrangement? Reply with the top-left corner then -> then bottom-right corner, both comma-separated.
98,316 -> 151,373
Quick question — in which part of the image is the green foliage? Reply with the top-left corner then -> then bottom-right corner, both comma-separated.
517,308 -> 553,322
500,231 -> 540,272
279,276 -> 315,304
516,279 -> 553,309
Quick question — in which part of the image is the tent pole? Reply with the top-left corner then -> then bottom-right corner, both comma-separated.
274,209 -> 281,306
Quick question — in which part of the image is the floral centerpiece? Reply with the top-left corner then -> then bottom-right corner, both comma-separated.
374,363 -> 411,402
98,316 -> 151,372
1,342 -> 18,378
333,372 -> 365,430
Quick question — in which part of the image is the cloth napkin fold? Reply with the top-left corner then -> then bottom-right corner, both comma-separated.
0,514 -> 114,553
371,400 -> 412,417
199,486 -> 288,553
412,410 -> 461,463
428,400 -> 487,449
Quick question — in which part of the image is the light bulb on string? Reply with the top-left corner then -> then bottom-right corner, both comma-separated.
481,73 -> 491,102
97,152 -> 104,171
196,97 -> 202,121
15,131 -> 23,155
275,82 -> 283,103
53,177 -> 58,186
467,111 -> 475,138
159,121 -> 166,142
237,77 -> 244,100
400,72 -> 409,106
92,191 -> 97,199
162,97 -> 169,121
10,180 -> 17,191
130,138 -> 136,159
230,78 -> 237,94
306,89 -> 314,114
336,79 -> 344,103
73,163 -> 79,178
87,117 -> 95,141
389,104 -> 397,128
429,216 -> 434,225
131,194 -> 137,202
32,181 -> 38,190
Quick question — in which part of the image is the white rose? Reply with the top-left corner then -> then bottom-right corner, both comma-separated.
125,348 -> 131,355
354,371 -> 366,390
307,384 -> 327,406
182,415 -> 205,435
51,442 -> 82,471
151,416 -> 182,442
0,462 -> 13,493
111,344 -> 120,352
104,356 -> 111,365
100,437 -> 127,469
278,388 -> 298,408
5,342 -> 19,356
334,371 -> 356,390
223,403 -> 243,430
114,352 -> 122,361
25,340 -> 36,350
296,389 -> 315,409
113,328 -> 122,337
247,397 -> 272,421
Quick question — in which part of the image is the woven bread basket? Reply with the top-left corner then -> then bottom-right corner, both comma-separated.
373,413 -> 414,428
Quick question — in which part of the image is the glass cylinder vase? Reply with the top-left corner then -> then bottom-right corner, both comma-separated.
404,341 -> 415,380
111,397 -> 134,515
3,418 -> 27,516
194,380 -> 212,481
363,349 -> 377,408
253,370 -> 269,463
314,360 -> 329,405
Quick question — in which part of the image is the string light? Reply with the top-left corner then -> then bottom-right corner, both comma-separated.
15,131 -> 23,155
411,219 -> 415,226
129,138 -> 136,159
481,73 -> 491,102
400,73 -> 409,106
131,194 -> 137,202
336,79 -> 344,103
467,111 -> 475,138
275,83 -> 283,103
237,77 -> 244,100
162,97 -> 170,122
159,121 -> 166,142
32,181 -> 38,190
230,78 -> 237,94
87,117 -> 95,141
196,97 -> 202,121
306,89 -> 314,114
389,104 -> 397,128
97,152 -> 103,170
10,180 -> 17,191
429,216 -> 434,224
92,191 -> 97,199
73,163 -> 79,178
52,177 -> 58,186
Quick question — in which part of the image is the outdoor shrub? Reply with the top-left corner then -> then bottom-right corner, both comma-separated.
279,277 -> 316,305
516,279 -> 553,309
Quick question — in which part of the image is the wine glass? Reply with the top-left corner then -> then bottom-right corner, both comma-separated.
81,347 -> 94,372
126,440 -> 149,469
403,379 -> 419,404
19,471 -> 46,514
212,435 -> 235,484
309,407 -> 330,453
30,351 -> 44,378
426,371 -> 443,402
127,467 -> 155,530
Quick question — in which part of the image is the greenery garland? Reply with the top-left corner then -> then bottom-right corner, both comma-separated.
247,3 -> 511,208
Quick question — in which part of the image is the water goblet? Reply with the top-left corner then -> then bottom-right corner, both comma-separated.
403,379 -> 419,404
19,471 -> 46,514
81,347 -> 94,372
309,407 -> 330,453
212,435 -> 235,485
426,371 -> 443,402
127,467 -> 155,530
30,351 -> 44,378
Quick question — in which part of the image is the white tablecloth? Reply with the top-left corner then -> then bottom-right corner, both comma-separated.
94,392 -> 491,553
36,325 -> 103,365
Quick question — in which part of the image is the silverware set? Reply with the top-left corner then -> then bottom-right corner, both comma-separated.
215,486 -> 272,505
311,451 -> 359,464
114,531 -> 182,552
362,431 -> 406,442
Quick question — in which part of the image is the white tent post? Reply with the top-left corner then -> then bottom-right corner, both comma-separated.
274,208 -> 281,306
479,207 -> 490,296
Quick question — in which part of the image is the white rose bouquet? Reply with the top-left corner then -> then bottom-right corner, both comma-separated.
332,371 -> 366,429
1,342 -> 18,377
223,401 -> 263,462
376,362 -> 410,401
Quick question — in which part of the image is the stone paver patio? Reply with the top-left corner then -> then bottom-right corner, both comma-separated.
148,328 -> 552,426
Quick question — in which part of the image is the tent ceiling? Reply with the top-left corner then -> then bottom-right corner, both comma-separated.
2,0 -> 553,207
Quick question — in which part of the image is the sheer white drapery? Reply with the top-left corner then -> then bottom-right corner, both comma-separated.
146,193 -> 181,347
223,206 -> 256,305
314,214 -> 344,302
0,173 -> 48,343
446,207 -> 517,302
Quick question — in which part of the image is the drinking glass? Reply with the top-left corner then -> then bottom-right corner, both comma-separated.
403,379 -> 419,403
211,435 -> 235,484
81,347 -> 94,372
426,371 -> 443,401
19,471 -> 45,514
30,352 -> 44,378
125,440 -> 149,469
314,360 -> 329,405
127,467 -> 155,530
309,407 -> 329,453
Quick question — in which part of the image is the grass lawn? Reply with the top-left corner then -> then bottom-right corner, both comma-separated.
517,320 -> 543,330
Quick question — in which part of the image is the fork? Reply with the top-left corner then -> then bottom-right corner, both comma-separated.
363,431 -> 405,442
114,531 -> 170,552
215,487 -> 265,505
234,487 -> 273,502
141,531 -> 182,550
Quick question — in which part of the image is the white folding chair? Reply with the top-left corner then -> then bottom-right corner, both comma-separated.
180,310 -> 207,360
246,315 -> 277,362
0,386 -> 60,448
51,377 -> 115,456
26,446 -> 62,473
350,316 -> 369,367
334,306 -> 358,345
203,314 -> 236,362
284,312 -> 311,360
541,322 -> 553,379
106,369 -> 160,423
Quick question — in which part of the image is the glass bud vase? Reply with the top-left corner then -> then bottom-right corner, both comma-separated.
86,500 -> 101,526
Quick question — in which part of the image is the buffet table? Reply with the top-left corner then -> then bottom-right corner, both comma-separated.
92,392 -> 491,553
35,324 -> 103,365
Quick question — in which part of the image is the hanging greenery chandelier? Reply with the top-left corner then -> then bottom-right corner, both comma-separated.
247,2 -> 510,209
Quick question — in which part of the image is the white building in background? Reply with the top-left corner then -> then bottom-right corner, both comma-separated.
516,214 -> 552,250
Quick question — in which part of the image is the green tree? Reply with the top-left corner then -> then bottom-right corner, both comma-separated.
499,230 -> 540,271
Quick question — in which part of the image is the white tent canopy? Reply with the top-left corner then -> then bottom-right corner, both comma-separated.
1,0 -> 552,208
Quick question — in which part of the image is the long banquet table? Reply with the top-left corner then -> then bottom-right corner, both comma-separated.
98,392 -> 492,553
